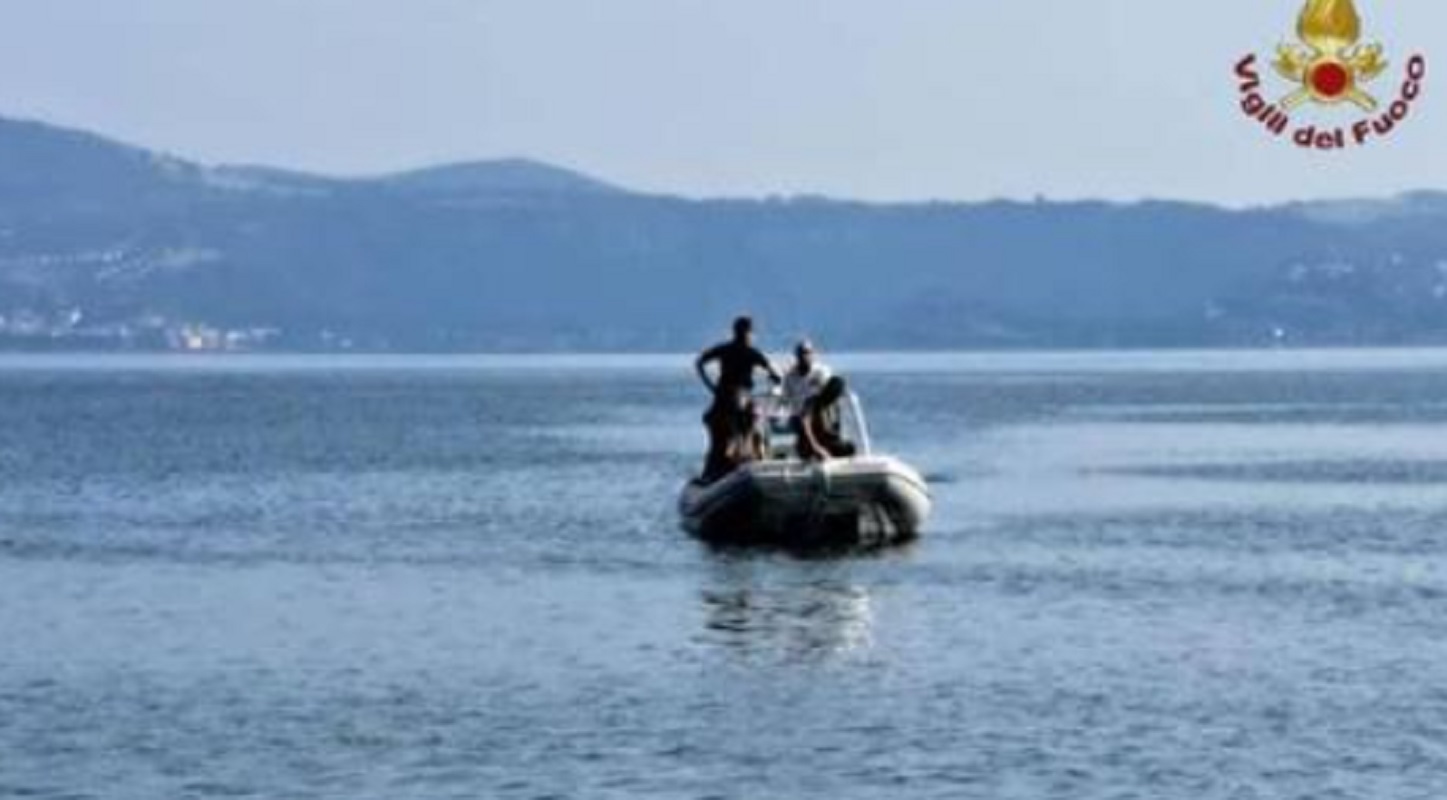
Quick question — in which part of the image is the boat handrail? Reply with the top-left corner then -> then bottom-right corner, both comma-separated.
845,391 -> 873,456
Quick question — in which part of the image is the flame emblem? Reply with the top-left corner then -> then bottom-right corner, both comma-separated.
1274,0 -> 1387,110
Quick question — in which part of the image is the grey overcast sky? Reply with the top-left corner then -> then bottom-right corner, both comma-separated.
0,1 -> 1442,205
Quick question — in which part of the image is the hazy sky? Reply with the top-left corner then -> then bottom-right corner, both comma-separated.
0,1 -> 1442,205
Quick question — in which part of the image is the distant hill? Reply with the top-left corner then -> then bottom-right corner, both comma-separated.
381,159 -> 622,200
2,114 -> 1447,351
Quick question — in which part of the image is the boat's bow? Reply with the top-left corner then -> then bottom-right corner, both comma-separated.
679,455 -> 931,548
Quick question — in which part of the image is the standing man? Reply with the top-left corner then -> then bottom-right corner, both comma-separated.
695,316 -> 782,481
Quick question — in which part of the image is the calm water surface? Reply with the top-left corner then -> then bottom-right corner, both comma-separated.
5,350 -> 1447,799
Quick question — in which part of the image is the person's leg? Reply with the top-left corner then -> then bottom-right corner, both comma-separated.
722,404 -> 756,469
823,433 -> 856,458
790,415 -> 812,459
702,403 -> 731,480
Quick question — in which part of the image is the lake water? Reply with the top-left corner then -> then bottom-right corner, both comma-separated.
5,350 -> 1447,799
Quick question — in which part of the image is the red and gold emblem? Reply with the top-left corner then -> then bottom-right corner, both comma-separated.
1273,0 -> 1387,110
1235,0 -> 1426,150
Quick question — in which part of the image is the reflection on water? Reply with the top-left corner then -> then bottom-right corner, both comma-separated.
698,558 -> 876,662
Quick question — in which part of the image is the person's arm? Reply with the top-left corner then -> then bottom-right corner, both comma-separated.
755,349 -> 783,385
799,405 -> 828,461
695,346 -> 721,393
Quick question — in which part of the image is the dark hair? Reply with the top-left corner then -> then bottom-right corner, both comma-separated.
817,375 -> 847,405
732,316 -> 754,338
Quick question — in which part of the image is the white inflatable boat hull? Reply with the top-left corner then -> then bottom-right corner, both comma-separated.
678,455 -> 931,549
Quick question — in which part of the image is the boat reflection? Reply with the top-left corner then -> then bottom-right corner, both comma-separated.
698,561 -> 876,662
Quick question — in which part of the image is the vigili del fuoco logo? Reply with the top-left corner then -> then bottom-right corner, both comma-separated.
1235,0 -> 1426,150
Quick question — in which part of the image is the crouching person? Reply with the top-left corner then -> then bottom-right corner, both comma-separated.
798,376 -> 857,461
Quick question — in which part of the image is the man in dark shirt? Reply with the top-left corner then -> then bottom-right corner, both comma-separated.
695,316 -> 782,480
798,375 -> 858,461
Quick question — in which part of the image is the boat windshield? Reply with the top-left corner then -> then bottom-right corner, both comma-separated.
750,390 -> 872,459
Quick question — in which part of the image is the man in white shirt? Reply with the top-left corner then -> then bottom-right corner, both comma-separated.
782,339 -> 832,417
